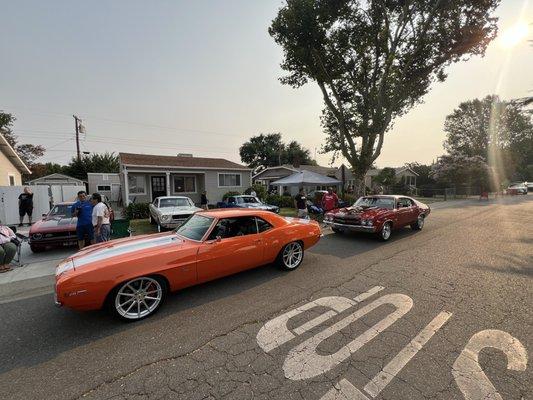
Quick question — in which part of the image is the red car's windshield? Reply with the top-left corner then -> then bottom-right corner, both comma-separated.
48,204 -> 73,218
354,197 -> 395,210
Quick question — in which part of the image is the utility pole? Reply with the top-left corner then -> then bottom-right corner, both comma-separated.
73,115 -> 81,162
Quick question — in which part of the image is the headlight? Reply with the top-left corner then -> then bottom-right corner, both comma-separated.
160,215 -> 171,222
56,259 -> 74,276
324,214 -> 333,222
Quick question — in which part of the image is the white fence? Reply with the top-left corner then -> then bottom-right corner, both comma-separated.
50,185 -> 85,203
0,186 -> 51,225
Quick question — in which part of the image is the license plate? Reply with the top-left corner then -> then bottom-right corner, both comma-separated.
63,241 -> 76,246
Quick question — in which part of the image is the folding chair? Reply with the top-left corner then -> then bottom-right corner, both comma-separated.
11,232 -> 29,267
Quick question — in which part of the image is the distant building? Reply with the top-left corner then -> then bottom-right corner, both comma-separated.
88,173 -> 121,202
27,173 -> 84,186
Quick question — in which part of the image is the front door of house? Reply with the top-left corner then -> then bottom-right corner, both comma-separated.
151,176 -> 167,200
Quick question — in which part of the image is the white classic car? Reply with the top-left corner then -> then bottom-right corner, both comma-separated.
149,196 -> 203,231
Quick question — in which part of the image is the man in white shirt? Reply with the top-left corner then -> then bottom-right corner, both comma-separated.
90,193 -> 111,243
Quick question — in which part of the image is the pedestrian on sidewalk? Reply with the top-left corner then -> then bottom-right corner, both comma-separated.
294,187 -> 308,219
18,186 -> 33,227
201,191 -> 209,210
321,187 -> 339,212
91,193 -> 111,243
0,224 -> 17,273
71,191 -> 94,249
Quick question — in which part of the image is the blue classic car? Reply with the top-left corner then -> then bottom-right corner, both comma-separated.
217,195 -> 280,213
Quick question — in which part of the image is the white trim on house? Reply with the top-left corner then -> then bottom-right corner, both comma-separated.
252,165 -> 298,180
0,133 -> 31,175
7,173 -> 16,186
217,172 -> 242,188
172,174 -> 197,194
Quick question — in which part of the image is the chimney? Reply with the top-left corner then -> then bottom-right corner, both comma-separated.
177,153 -> 193,158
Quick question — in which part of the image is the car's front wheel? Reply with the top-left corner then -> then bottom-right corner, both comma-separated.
379,222 -> 392,241
411,214 -> 425,231
331,227 -> 342,234
30,244 -> 45,253
110,276 -> 166,321
277,241 -> 304,271
149,214 -> 156,225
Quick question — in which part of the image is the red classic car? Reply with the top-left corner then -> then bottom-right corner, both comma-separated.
323,195 -> 430,241
29,201 -> 114,252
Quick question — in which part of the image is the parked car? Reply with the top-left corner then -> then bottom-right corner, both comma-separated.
29,201 -> 115,252
507,183 -> 528,195
54,209 -> 322,321
218,195 -> 280,213
323,195 -> 430,241
149,196 -> 202,231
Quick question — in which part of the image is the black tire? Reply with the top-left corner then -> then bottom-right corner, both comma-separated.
276,241 -> 304,271
332,227 -> 342,234
410,214 -> 425,231
149,214 -> 156,225
378,222 -> 392,241
108,276 -> 167,322
30,245 -> 45,253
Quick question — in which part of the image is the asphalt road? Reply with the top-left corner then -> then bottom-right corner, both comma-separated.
0,197 -> 531,400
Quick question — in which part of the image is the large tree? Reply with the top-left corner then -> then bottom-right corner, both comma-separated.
65,152 -> 120,180
239,133 -> 315,168
0,111 -> 45,166
444,95 -> 533,180
270,0 -> 499,194
431,153 -> 490,189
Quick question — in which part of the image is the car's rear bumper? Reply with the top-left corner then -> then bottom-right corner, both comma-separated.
323,221 -> 376,233
29,237 -> 78,247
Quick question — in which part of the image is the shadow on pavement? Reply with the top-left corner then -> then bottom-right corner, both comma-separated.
0,262 -> 287,374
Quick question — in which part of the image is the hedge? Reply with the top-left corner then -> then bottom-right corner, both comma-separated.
125,202 -> 150,220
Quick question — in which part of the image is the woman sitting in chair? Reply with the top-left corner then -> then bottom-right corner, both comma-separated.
0,224 -> 17,273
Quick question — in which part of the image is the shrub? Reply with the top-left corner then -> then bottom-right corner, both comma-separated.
244,184 -> 267,200
125,202 -> 150,220
222,191 -> 241,199
265,194 -> 294,208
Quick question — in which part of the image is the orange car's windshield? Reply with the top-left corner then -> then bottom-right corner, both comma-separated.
175,214 -> 214,241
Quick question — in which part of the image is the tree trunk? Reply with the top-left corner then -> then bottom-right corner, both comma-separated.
351,170 -> 367,198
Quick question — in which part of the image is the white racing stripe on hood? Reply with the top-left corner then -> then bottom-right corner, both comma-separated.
74,236 -> 178,267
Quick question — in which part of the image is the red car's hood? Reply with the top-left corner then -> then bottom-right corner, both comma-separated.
330,206 -> 390,219
30,216 -> 77,233
70,232 -> 192,268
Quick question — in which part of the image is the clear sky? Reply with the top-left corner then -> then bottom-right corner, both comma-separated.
1,0 -> 531,168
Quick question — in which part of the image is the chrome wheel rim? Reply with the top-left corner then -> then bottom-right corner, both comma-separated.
282,242 -> 303,269
382,224 -> 391,240
115,277 -> 162,320
418,216 -> 424,228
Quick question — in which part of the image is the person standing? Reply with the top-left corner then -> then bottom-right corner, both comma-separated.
294,188 -> 308,219
0,224 -> 17,273
71,191 -> 94,249
18,186 -> 33,227
200,191 -> 209,210
91,193 -> 111,243
321,187 -> 339,212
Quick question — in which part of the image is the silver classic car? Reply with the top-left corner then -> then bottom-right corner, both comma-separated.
149,196 -> 203,231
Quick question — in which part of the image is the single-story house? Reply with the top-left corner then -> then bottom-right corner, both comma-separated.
0,132 -> 31,186
119,153 -> 252,205
343,166 -> 419,189
88,172 -> 121,202
27,173 -> 84,186
253,164 -> 340,195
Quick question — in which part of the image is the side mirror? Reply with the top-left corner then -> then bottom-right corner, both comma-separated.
206,236 -> 222,244
42,213 -> 47,217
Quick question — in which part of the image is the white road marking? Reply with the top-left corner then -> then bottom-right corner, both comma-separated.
257,296 -> 356,353
353,286 -> 384,303
452,329 -> 528,400
364,311 -> 453,397
321,379 -> 370,400
283,294 -> 413,380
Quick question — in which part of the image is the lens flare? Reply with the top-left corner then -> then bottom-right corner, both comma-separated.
499,22 -> 529,48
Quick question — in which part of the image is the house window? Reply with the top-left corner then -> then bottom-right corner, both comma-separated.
8,174 -> 15,186
218,173 -> 241,187
128,175 -> 146,194
174,176 -> 196,193
102,174 -> 109,181
97,185 -> 112,191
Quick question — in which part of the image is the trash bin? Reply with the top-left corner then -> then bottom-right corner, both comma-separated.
111,219 -> 130,239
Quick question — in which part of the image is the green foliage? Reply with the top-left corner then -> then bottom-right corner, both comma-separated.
244,184 -> 268,200
0,111 -> 45,166
239,133 -> 315,168
431,154 -> 491,190
405,162 -> 435,186
265,194 -> 295,208
269,0 -> 499,192
125,202 -> 150,220
374,167 -> 396,186
223,191 -> 241,200
65,152 -> 120,180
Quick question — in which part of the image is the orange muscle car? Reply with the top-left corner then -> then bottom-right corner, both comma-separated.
55,209 -> 321,321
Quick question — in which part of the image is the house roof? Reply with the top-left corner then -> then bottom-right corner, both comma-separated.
253,164 -> 337,180
27,173 -> 84,184
119,153 -> 250,170
0,132 -> 31,174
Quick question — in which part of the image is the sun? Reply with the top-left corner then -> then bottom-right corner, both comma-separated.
500,22 -> 529,48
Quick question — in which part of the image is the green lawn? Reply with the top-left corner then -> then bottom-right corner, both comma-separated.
279,207 -> 297,217
129,219 -> 158,236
